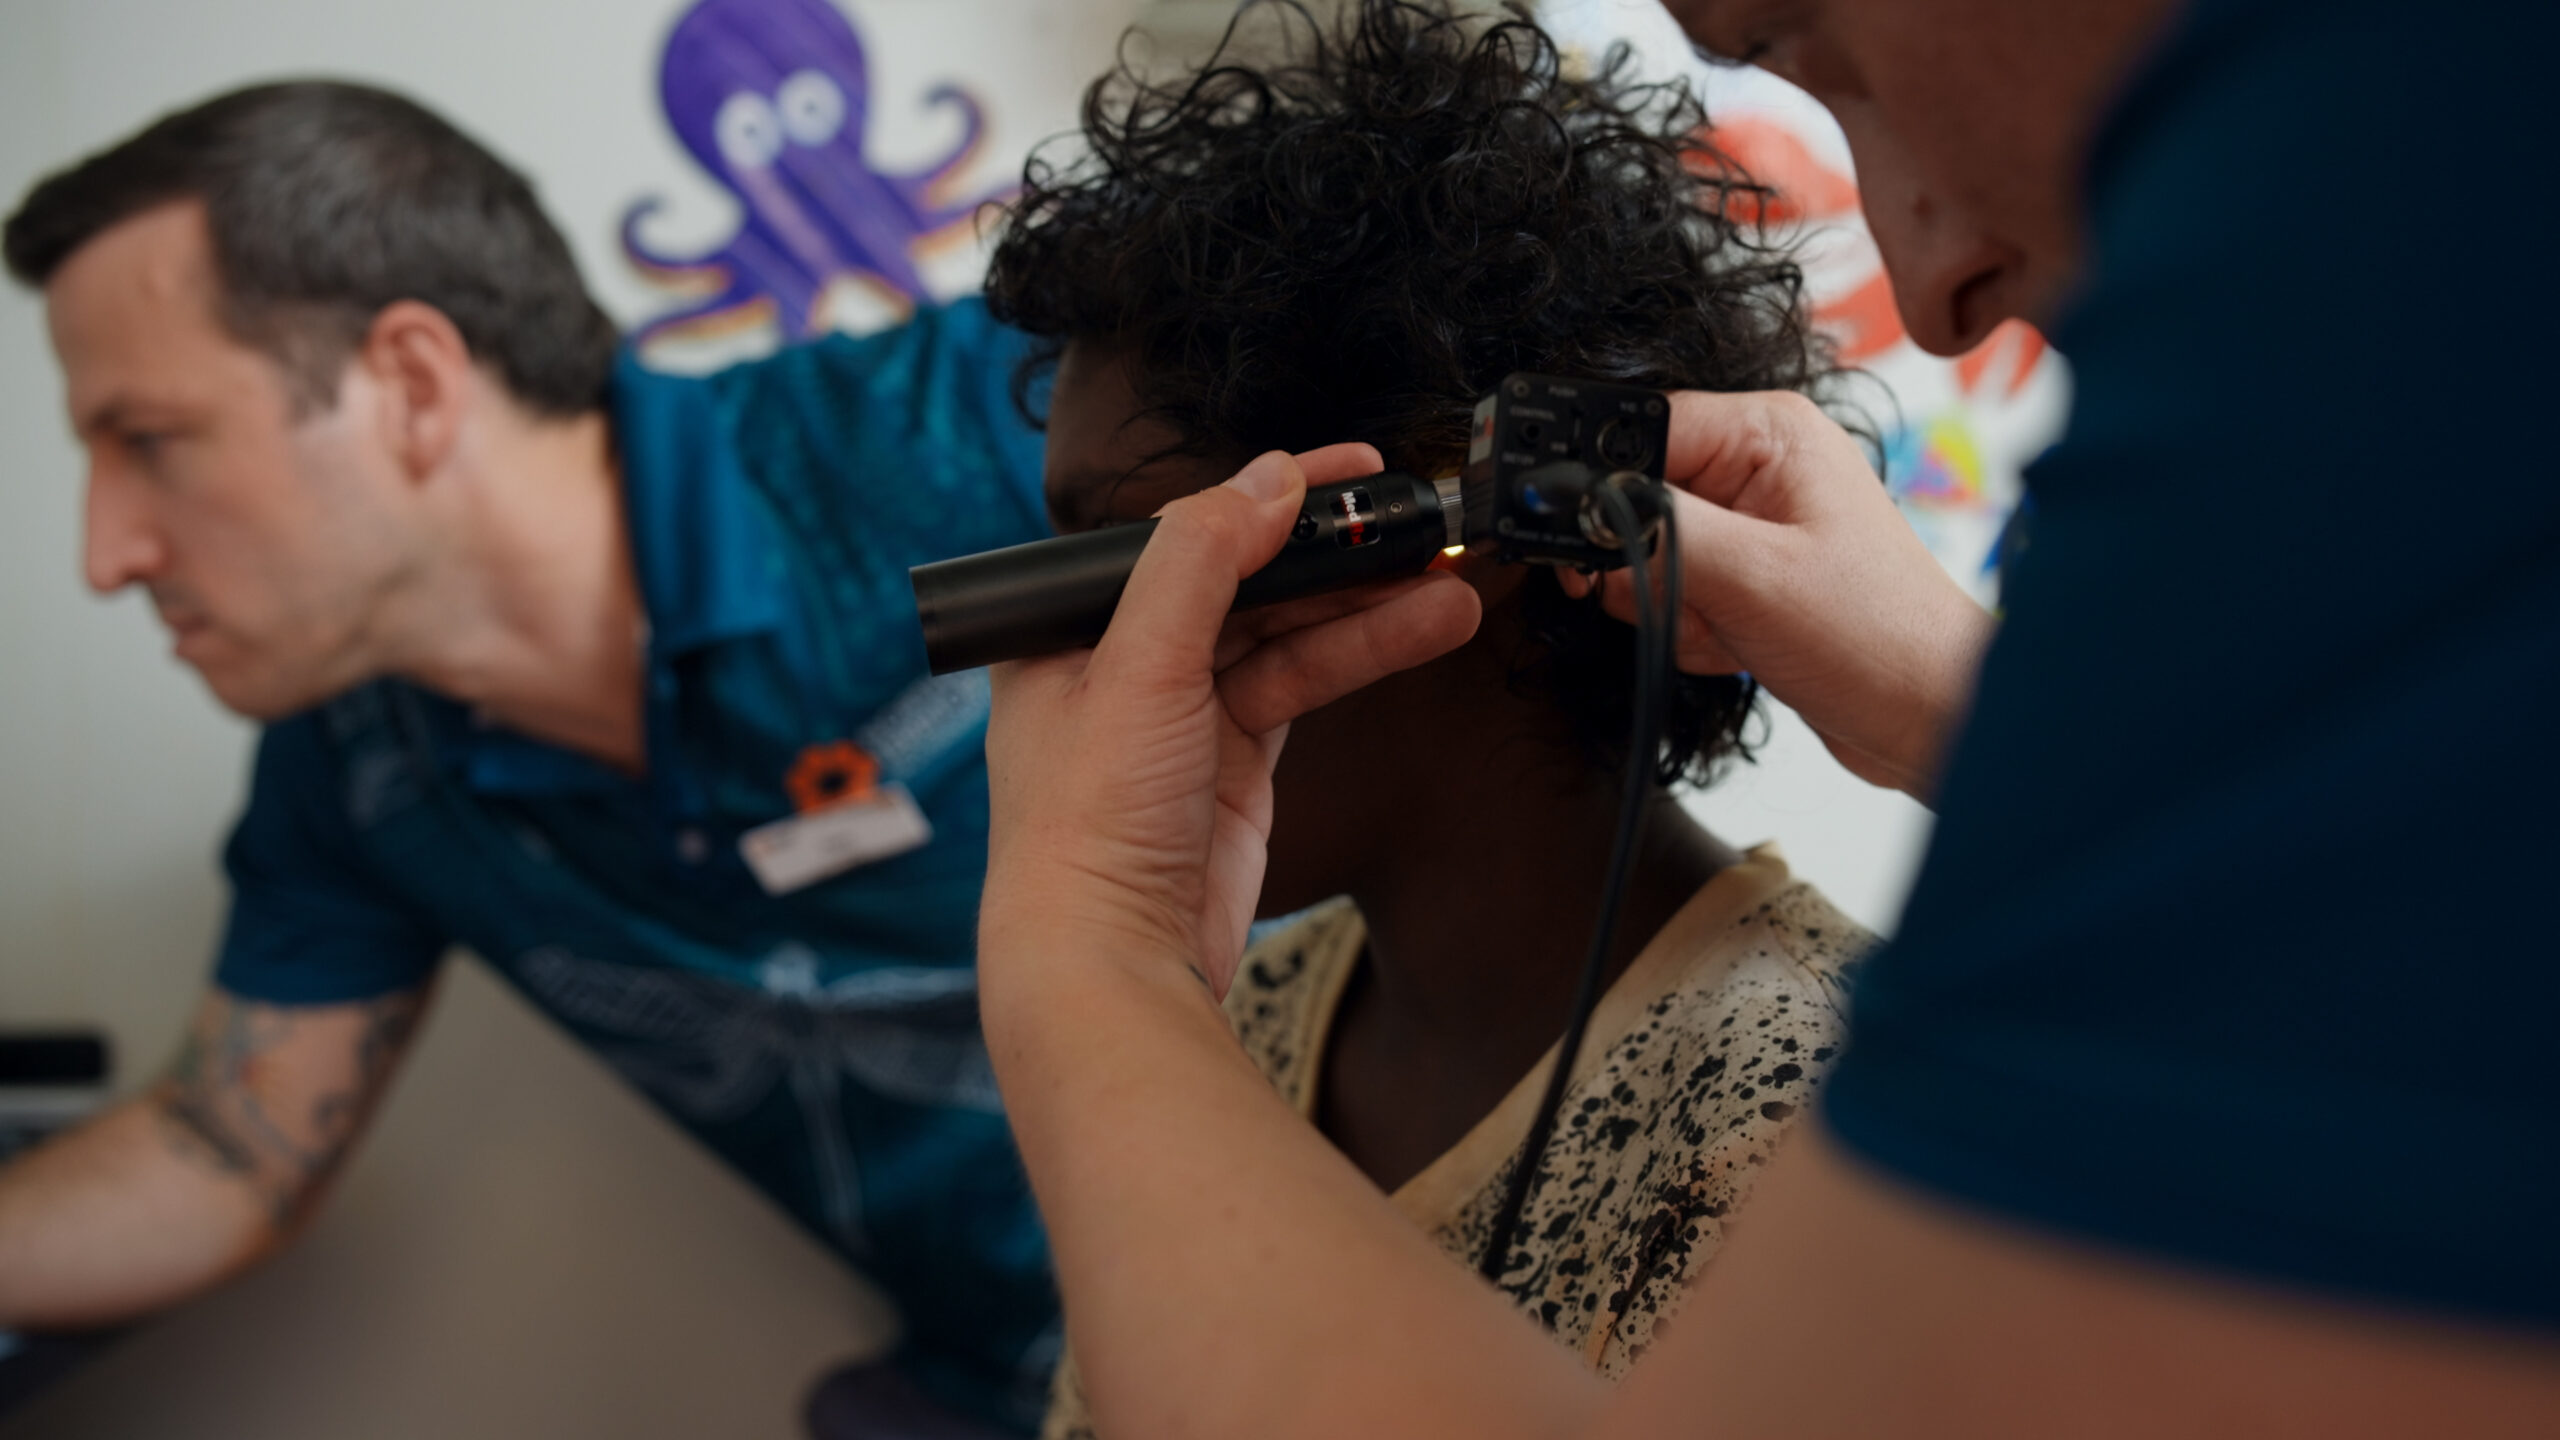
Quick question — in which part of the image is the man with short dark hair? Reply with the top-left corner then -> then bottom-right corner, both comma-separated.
0,81 -> 1057,1439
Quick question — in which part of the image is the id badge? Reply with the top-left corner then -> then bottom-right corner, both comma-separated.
739,783 -> 932,896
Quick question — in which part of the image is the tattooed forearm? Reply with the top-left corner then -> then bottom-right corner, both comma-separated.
150,988 -> 429,1231
157,1079 -> 260,1177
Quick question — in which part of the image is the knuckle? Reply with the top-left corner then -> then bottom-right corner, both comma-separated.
1162,484 -> 1254,548
1764,389 -> 1825,427
1758,392 -> 1825,463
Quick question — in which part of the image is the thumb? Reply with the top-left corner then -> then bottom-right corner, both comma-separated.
1088,451 -> 1307,690
1661,388 -> 1837,518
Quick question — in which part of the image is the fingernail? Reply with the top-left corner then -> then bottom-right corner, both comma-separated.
1226,453 -> 1297,504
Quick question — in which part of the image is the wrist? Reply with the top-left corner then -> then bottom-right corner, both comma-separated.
1886,594 -> 1994,800
980,879 -> 1207,1000
978,909 -> 1229,1089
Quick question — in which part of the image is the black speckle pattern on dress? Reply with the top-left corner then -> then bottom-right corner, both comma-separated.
1040,849 -> 1871,1439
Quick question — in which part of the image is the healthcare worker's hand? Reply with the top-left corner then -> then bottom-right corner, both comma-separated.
981,445 -> 1482,1000
1568,391 -> 1994,800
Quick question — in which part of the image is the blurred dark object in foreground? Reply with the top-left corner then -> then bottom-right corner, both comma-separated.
0,1332 -> 115,1419
0,1029 -> 109,1163
0,1029 -> 118,1420
0,1032 -> 107,1085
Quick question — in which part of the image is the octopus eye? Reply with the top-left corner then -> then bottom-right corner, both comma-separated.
715,91 -> 785,170
777,69 -> 847,148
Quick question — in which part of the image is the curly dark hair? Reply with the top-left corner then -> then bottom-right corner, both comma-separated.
985,0 -> 1848,784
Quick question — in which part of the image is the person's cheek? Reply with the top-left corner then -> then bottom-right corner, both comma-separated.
1766,31 -> 1871,101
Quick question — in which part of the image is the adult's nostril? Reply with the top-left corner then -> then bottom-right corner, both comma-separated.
1947,266 -> 2016,356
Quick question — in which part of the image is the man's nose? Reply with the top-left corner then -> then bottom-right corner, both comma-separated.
82,469 -> 167,595
1869,210 -> 2022,358
1838,118 -> 2025,358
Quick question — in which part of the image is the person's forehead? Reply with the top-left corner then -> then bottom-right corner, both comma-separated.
46,202 -> 254,425
48,201 -> 223,333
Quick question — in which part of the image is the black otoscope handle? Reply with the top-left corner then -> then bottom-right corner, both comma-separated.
912,473 -> 1455,674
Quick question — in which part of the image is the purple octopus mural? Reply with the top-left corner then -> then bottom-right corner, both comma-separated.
622,0 -> 1009,343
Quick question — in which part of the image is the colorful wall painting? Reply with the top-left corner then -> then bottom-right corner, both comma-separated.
621,0 -> 1012,347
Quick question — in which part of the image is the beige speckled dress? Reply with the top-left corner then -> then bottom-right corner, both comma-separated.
1041,845 -> 1873,1439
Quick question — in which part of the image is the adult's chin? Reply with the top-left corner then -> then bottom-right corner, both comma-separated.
192,658 -> 339,723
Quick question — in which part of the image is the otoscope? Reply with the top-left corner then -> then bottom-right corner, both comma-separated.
913,472 -> 1462,673
911,373 -> 1670,675
909,372 -> 1683,1286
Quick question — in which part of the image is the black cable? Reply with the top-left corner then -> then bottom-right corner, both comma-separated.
1657,481 -> 1683,713
1477,478 -> 1675,1286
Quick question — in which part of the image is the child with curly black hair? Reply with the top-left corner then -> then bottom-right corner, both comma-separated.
985,4 -> 1876,1427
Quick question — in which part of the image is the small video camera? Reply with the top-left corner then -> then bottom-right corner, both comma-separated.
1464,373 -> 1671,570
911,373 -> 1673,674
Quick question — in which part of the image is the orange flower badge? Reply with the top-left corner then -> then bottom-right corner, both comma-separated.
785,740 -> 880,814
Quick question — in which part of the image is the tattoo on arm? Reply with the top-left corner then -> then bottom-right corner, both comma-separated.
152,990 -> 427,1231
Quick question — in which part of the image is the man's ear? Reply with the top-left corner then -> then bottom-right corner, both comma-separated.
354,300 -> 475,484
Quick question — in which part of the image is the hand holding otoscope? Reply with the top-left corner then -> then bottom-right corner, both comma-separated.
910,374 -> 1670,675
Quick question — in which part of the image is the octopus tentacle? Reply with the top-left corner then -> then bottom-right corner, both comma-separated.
622,198 -> 766,343
898,84 -> 1003,227
621,196 -> 722,279
623,195 -> 830,341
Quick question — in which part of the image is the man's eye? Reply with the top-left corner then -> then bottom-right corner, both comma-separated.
1687,0 -> 1811,72
1694,37 -> 1769,69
